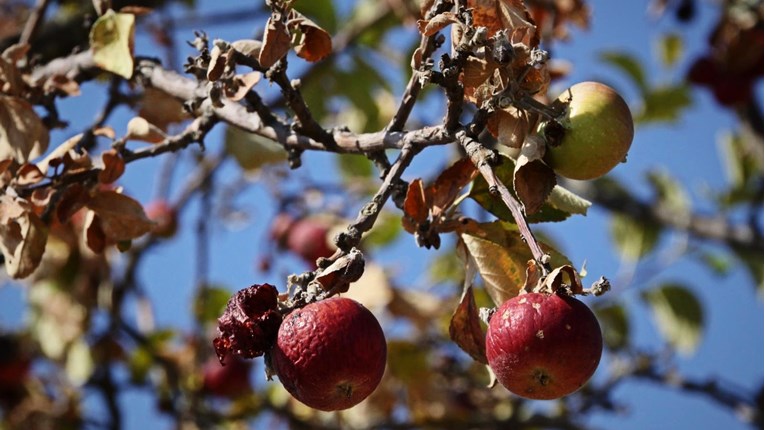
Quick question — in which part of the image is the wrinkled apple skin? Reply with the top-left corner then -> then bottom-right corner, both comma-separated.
542,82 -> 634,180
486,292 -> 602,400
271,297 -> 387,411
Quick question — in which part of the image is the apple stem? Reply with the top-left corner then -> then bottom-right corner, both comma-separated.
458,131 -> 552,275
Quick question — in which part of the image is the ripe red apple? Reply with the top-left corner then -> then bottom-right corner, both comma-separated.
541,81 -> 634,180
269,212 -> 296,247
284,217 -> 336,267
270,297 -> 387,411
202,355 -> 252,398
145,200 -> 178,238
486,292 -> 602,400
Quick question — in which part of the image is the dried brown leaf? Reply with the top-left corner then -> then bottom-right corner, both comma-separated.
513,157 -> 556,214
15,163 -> 45,186
86,191 -> 154,241
494,107 -> 529,148
231,39 -> 263,58
137,88 -> 189,131
84,211 -> 107,254
56,184 -> 90,224
207,44 -> 227,82
227,71 -> 262,102
0,195 -> 47,279
402,178 -> 430,230
0,95 -> 49,163
290,11 -> 332,62
259,15 -> 291,68
417,12 -> 460,36
429,157 -> 477,218
99,149 -> 125,184
449,285 -> 488,364
541,264 -> 584,295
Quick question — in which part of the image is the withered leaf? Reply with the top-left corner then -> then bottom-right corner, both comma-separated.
125,117 -> 167,143
289,11 -> 332,63
402,178 -> 430,232
513,157 -> 556,215
462,56 -> 496,89
99,149 -> 125,184
227,71 -> 262,102
314,248 -> 364,294
231,39 -> 263,58
429,157 -> 477,218
541,264 -> 584,295
259,15 -> 291,68
137,88 -> 189,131
0,195 -> 47,279
86,190 -> 154,241
417,12 -> 460,36
15,163 -> 45,186
449,284 -> 488,364
56,184 -> 90,224
494,107 -> 529,148
84,211 -> 107,254
0,95 -> 50,163
206,44 -> 228,82
468,0 -> 534,37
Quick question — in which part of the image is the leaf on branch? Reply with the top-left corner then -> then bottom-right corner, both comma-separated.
227,71 -> 262,102
99,149 -> 125,184
231,39 -> 263,59
539,264 -> 584,295
469,154 -> 571,223
289,10 -> 333,62
489,107 -> 529,149
642,283 -> 704,355
467,0 -> 535,37
402,178 -> 430,231
429,157 -> 478,219
610,213 -> 661,261
449,285 -> 488,364
206,44 -> 228,82
547,185 -> 591,215
313,248 -> 364,294
85,190 -> 154,242
89,10 -> 136,79
84,210 -> 107,254
0,195 -> 48,279
416,12 -> 461,36
0,95 -> 50,163
459,221 -> 570,305
594,303 -> 630,351
55,184 -> 90,224
259,15 -> 292,68
513,157 -> 556,215
15,163 -> 45,186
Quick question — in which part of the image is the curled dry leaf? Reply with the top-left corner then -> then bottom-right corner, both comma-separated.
84,211 -> 107,254
314,248 -> 365,294
207,44 -> 228,82
468,0 -> 535,37
449,285 -> 488,364
227,71 -> 262,102
99,149 -> 125,184
487,107 -> 529,148
55,184 -> 90,224
0,45 -> 25,96
402,178 -> 430,231
417,12 -> 460,36
429,157 -> 478,219
36,133 -> 83,173
0,194 -> 48,279
0,95 -> 50,163
231,39 -> 263,58
289,11 -> 332,62
259,15 -> 291,68
513,156 -> 556,215
85,190 -> 154,242
540,264 -> 584,295
15,163 -> 45,186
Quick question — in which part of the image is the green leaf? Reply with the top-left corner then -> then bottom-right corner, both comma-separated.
646,169 -> 689,215
224,126 -> 287,172
90,10 -> 135,79
594,303 -> 630,351
642,284 -> 704,355
610,213 -> 661,261
547,185 -> 592,215
658,33 -> 684,68
636,85 -> 692,124
717,132 -> 763,206
429,249 -> 465,285
600,51 -> 648,93
469,155 -> 571,223
194,286 -> 232,324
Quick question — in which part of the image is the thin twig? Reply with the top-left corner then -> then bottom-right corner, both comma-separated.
19,0 -> 51,45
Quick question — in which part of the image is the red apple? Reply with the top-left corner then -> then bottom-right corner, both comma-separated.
486,292 -> 602,400
284,217 -> 336,267
270,297 -> 387,411
202,355 -> 252,398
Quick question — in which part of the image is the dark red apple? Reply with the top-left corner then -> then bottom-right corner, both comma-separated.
270,297 -> 387,411
486,292 -> 602,400
202,355 -> 252,398
284,217 -> 336,267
